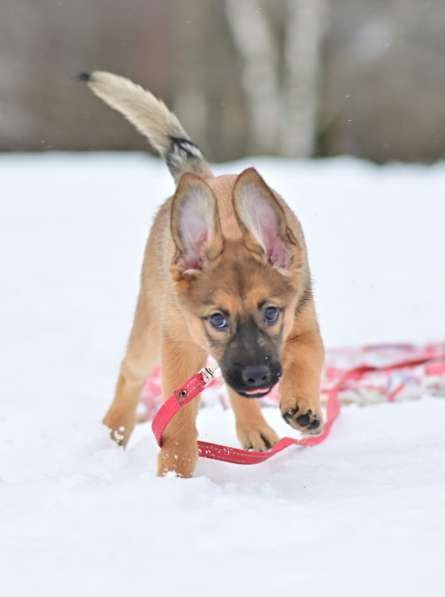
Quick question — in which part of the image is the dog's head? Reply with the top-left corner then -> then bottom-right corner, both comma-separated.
170,167 -> 308,397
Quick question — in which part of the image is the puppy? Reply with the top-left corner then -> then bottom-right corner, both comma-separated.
81,71 -> 324,477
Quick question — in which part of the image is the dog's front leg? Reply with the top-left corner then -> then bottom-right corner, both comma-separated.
158,336 -> 207,477
228,389 -> 279,451
279,326 -> 325,435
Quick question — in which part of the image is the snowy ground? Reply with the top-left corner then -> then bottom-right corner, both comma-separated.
1,153 -> 444,596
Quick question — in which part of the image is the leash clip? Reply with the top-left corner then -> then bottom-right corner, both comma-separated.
200,366 -> 221,385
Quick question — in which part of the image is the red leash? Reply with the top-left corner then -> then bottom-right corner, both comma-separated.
152,366 -> 341,465
152,351 -> 445,465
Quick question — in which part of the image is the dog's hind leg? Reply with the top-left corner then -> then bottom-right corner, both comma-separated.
157,336 -> 207,477
228,389 -> 279,451
103,292 -> 160,447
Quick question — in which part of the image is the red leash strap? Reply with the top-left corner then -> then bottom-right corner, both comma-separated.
152,352 -> 441,465
152,366 -> 340,465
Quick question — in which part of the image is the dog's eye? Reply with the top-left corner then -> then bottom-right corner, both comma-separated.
264,306 -> 280,325
208,312 -> 228,330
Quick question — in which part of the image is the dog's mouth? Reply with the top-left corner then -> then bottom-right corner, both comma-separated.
236,387 -> 272,398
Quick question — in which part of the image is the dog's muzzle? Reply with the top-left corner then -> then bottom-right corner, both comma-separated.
223,362 -> 282,398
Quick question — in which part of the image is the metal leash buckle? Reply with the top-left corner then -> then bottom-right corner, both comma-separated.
200,366 -> 221,385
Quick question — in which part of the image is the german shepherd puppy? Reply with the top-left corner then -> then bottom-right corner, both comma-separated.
81,71 -> 324,477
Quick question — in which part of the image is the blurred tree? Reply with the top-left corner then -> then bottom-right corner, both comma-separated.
173,1 -> 209,150
224,0 -> 281,154
0,0 -> 173,151
1,0 -> 445,163
320,0 -> 445,162
281,0 -> 327,157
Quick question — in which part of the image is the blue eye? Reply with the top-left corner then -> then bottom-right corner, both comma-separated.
209,312 -> 228,330
264,306 -> 280,325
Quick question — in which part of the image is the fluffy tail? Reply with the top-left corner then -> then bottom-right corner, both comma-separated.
79,71 -> 212,183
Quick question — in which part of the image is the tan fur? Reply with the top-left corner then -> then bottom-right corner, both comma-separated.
86,72 -> 324,477
86,71 -> 212,182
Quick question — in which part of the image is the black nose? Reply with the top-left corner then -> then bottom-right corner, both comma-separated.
241,365 -> 272,387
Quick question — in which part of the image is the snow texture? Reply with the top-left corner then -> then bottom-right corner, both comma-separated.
1,153 -> 444,596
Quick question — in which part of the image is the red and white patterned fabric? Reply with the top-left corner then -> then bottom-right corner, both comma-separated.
139,343 -> 445,423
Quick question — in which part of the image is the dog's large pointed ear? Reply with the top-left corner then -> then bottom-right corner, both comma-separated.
233,168 -> 298,270
171,174 -> 223,277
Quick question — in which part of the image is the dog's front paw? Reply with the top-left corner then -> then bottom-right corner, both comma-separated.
158,443 -> 199,478
236,419 -> 280,451
280,397 -> 323,435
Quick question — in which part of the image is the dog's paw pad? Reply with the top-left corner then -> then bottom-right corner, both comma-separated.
282,406 -> 323,435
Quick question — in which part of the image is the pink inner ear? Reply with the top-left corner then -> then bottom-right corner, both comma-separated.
177,186 -> 213,271
240,184 -> 291,269
182,231 -> 208,270
265,230 -> 290,269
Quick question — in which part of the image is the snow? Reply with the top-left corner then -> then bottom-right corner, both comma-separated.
1,153 -> 444,596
